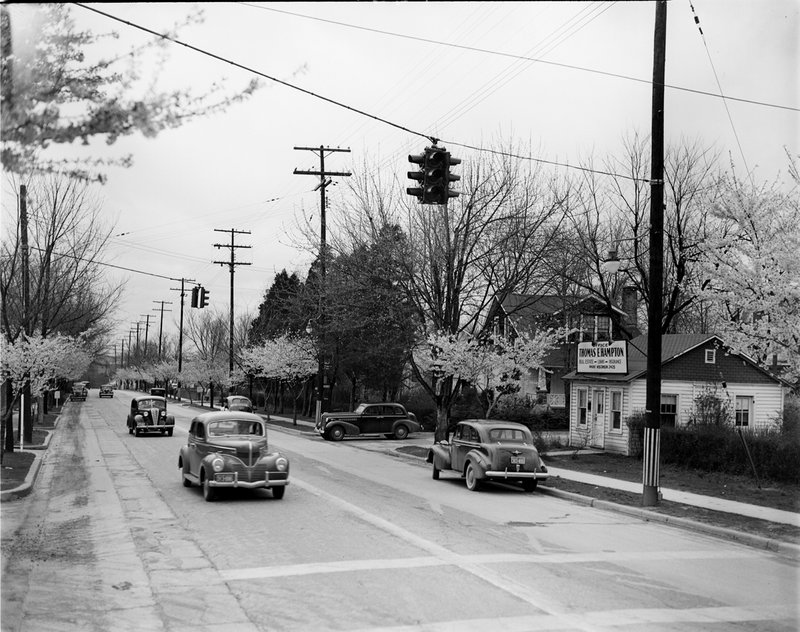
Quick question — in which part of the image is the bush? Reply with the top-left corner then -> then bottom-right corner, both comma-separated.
399,389 -> 437,431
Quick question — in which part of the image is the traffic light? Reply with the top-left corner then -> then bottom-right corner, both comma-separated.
444,152 -> 461,202
199,287 -> 210,308
406,146 -> 461,205
423,147 -> 447,204
406,151 -> 426,201
191,286 -> 199,308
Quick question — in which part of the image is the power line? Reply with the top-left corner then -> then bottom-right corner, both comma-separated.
241,2 -> 799,113
71,2 -> 649,184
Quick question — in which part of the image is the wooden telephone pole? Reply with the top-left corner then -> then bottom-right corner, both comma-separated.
214,229 -> 251,375
293,146 -> 351,423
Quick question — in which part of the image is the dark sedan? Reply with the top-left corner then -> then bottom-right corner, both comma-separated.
427,419 -> 549,492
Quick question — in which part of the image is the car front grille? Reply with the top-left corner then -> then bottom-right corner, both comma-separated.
227,462 -> 288,483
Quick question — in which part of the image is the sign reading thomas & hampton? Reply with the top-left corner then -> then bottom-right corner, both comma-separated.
577,340 -> 628,374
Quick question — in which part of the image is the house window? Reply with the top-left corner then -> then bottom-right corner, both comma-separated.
610,390 -> 623,430
705,349 -> 716,364
596,315 -> 611,342
735,396 -> 753,427
578,388 -> 588,425
660,394 -> 678,427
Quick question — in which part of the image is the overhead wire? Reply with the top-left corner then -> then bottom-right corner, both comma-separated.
687,1 -> 754,187
239,2 -> 799,113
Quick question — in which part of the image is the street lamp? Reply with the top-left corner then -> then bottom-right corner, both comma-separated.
306,319 -> 327,424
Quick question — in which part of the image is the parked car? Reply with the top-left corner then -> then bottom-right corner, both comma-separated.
127,395 -> 175,437
178,411 -> 289,501
222,395 -> 253,413
427,419 -> 549,492
71,382 -> 88,402
316,402 -> 421,441
99,384 -> 114,398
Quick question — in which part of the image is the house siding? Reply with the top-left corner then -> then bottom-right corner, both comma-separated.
569,377 -> 784,456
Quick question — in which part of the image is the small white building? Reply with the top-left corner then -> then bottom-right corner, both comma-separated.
563,334 -> 786,455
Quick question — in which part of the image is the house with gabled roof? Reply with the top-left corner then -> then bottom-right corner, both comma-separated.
562,333 -> 786,455
485,290 -> 640,410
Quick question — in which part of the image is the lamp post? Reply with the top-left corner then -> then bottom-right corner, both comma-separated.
306,319 -> 327,425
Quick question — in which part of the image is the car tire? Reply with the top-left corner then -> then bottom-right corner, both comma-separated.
432,464 -> 440,480
393,425 -> 409,440
202,475 -> 216,502
182,472 -> 192,487
523,479 -> 538,492
329,425 -> 345,441
272,486 -> 286,500
167,429 -> 173,437
134,427 -> 141,437
465,462 -> 481,492
128,424 -> 133,435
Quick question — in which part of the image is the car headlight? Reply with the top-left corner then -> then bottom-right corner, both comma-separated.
275,457 -> 288,472
211,457 -> 225,472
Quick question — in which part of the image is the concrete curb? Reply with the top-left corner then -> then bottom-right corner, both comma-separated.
537,485 -> 800,559
1,414 -> 59,503
1,450 -> 45,502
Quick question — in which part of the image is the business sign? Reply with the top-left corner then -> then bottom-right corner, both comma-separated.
577,340 -> 628,374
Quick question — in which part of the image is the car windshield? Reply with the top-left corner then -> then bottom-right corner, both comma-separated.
354,404 -> 368,414
488,428 -> 529,443
207,419 -> 263,437
138,399 -> 165,409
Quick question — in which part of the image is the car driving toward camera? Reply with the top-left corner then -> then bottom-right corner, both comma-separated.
427,419 -> 549,492
99,384 -> 114,398
178,411 -> 289,502
126,395 -> 175,436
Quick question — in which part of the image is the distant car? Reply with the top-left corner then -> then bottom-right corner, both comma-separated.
127,395 -> 175,437
149,387 -> 166,398
222,395 -> 253,413
71,383 -> 88,402
99,384 -> 114,398
316,402 -> 421,441
178,411 -> 289,501
427,419 -> 549,492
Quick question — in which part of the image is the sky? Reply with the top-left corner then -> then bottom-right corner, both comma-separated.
4,1 -> 798,352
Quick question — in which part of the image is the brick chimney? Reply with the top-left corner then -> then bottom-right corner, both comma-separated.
621,286 -> 640,336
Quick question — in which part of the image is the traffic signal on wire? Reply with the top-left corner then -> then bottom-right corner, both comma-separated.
191,286 -> 199,308
406,146 -> 461,205
199,287 -> 209,308
406,151 -> 426,201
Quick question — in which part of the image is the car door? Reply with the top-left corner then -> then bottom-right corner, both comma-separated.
186,421 -> 205,476
382,405 -> 404,433
359,405 -> 384,434
452,424 -> 475,471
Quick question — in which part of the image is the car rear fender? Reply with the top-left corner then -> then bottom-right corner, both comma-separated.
427,443 -> 452,469
395,418 -> 421,433
464,450 -> 489,478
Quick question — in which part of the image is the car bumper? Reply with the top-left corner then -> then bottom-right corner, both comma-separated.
484,470 -> 550,480
209,473 -> 289,489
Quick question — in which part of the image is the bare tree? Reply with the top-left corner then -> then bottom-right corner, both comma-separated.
1,174 -> 123,344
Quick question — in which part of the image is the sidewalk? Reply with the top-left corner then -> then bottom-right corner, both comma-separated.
255,411 -> 800,528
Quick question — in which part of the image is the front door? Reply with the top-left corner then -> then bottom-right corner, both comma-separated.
591,389 -> 606,448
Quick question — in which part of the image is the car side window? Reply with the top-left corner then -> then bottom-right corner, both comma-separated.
364,406 -> 378,416
468,427 -> 479,443
454,425 -> 463,440
196,423 -> 205,439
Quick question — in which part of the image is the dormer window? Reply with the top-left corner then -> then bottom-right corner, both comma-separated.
705,349 -> 716,364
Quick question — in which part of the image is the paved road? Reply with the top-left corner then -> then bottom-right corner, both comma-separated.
2,393 -> 798,631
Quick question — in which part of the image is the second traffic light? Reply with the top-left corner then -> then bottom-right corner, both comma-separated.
406,146 -> 461,205
199,287 -> 210,308
191,286 -> 200,308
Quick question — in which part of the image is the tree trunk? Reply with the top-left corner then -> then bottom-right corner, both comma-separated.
2,380 -> 15,454
23,379 -> 33,444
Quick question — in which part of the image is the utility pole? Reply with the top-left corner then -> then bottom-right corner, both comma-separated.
643,0 -> 667,507
152,300 -> 173,360
214,229 -> 251,376
293,145 -> 351,423
19,184 -> 32,444
170,278 -> 195,401
139,314 -> 152,360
